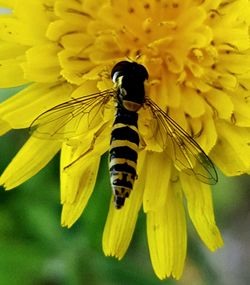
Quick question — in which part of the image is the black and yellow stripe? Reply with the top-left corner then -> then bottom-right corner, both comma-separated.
109,61 -> 148,209
109,110 -> 139,208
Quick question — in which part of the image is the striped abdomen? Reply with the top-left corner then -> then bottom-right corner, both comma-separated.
109,110 -> 139,209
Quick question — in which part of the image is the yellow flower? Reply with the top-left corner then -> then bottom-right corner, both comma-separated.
0,0 -> 250,280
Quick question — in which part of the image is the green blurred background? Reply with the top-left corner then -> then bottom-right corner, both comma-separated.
0,87 -> 249,285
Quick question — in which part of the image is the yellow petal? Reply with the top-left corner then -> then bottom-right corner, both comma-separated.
61,154 -> 101,228
181,88 -> 206,118
22,44 -> 61,82
60,128 -> 107,205
0,42 -> 27,60
14,0 -> 51,45
0,6 -> 48,46
0,119 -> 10,135
58,49 -> 95,85
61,122 -> 111,227
193,112 -> 217,153
213,1 -> 250,50
0,0 -> 15,8
180,173 -> 224,251
211,121 -> 250,175
205,89 -> 234,121
60,33 -> 93,53
82,0 -> 111,16
229,88 -> 250,127
0,57 -> 27,87
147,180 -> 187,280
160,74 -> 181,109
0,136 -> 61,189
0,17 -> 22,44
55,0 -> 90,26
47,18 -> 85,42
102,151 -> 146,259
220,52 -> 250,74
0,82 -> 74,128
143,151 -> 171,212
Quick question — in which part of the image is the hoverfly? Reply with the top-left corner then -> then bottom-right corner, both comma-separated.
30,61 -> 218,208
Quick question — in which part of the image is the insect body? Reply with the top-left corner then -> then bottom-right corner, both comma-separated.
31,61 -> 218,209
109,61 -> 148,208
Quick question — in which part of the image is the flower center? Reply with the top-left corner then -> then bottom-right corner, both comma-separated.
88,1 -> 213,82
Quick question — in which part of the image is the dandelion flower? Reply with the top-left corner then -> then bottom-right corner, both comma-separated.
1,0 -> 250,280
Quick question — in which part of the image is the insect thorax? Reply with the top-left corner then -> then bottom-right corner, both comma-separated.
112,61 -> 148,112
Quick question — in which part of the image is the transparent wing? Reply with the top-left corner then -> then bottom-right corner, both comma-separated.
145,97 -> 218,185
30,89 -> 115,140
